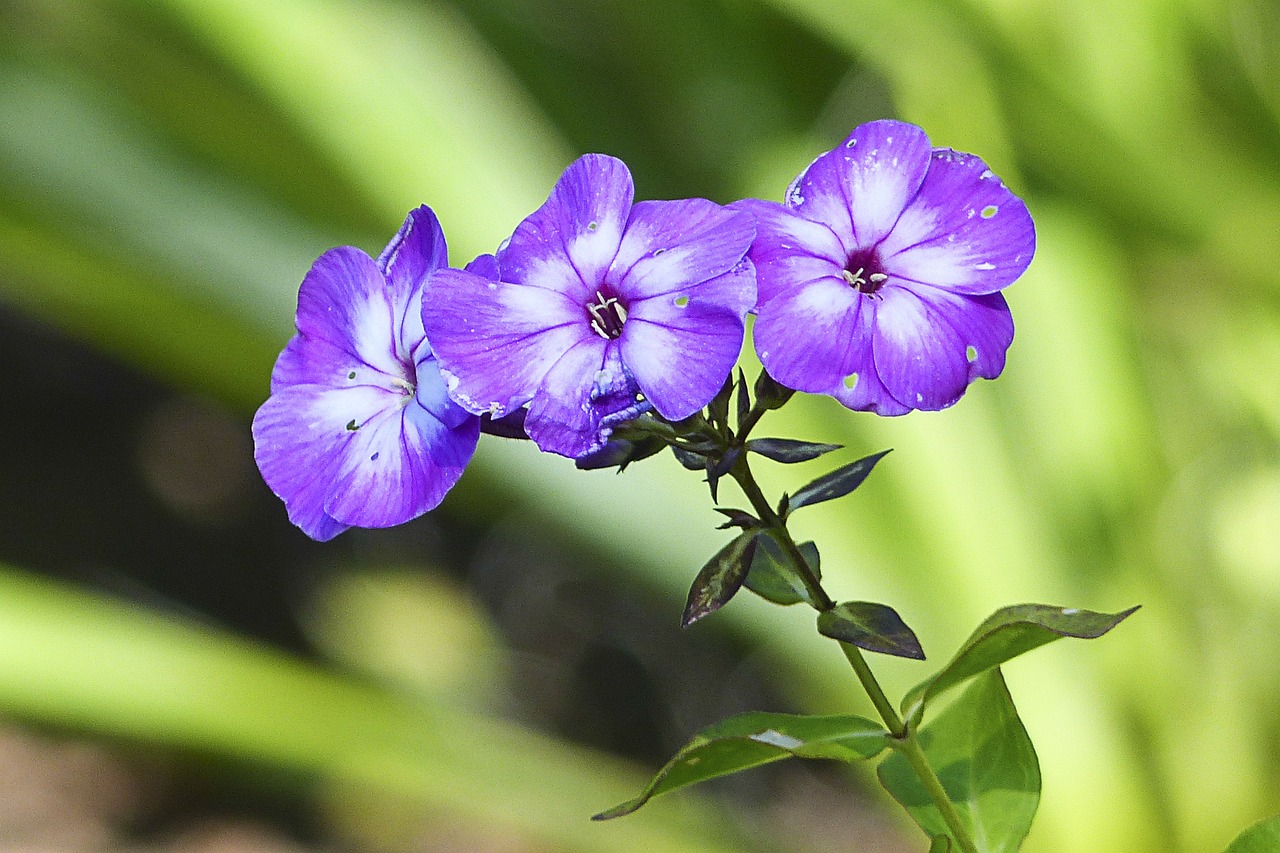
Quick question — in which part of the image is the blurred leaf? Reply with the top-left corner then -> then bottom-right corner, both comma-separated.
879,670 -> 1039,852
746,438 -> 843,464
789,449 -> 891,512
929,836 -> 953,853
1223,814 -> 1280,852
713,508 -> 760,530
902,605 -> 1139,725
0,564 -> 745,853
744,532 -> 820,607
682,530 -> 759,627
595,710 -> 888,820
817,601 -> 924,660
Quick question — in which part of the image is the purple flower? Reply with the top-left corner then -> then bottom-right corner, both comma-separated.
421,154 -> 756,458
252,207 -> 480,541
738,120 -> 1035,414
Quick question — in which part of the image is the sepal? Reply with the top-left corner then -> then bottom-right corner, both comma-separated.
681,530 -> 759,627
746,438 -> 843,464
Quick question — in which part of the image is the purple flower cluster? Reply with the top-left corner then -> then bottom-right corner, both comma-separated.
254,121 -> 1034,539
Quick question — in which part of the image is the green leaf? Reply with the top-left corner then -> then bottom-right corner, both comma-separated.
788,449 -> 892,512
902,604 -> 1139,724
879,670 -> 1039,852
735,368 -> 751,429
681,531 -> 759,627
670,445 -> 707,471
595,711 -> 889,820
743,532 -> 820,607
1223,815 -> 1280,852
929,836 -> 953,853
713,508 -> 759,531
817,602 -> 925,660
745,438 -> 844,464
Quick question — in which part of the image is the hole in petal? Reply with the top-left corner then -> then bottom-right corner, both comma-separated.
587,221 -> 599,232
347,371 -> 356,380
674,295 -> 689,308
843,373 -> 858,389
981,205 -> 998,219
345,419 -> 359,431
966,345 -> 978,363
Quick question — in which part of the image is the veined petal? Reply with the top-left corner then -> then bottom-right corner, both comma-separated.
376,205 -> 449,355
753,274 -> 865,393
878,149 -> 1035,295
293,247 -> 406,380
422,268 -> 587,417
788,120 -> 931,250
498,154 -> 634,301
326,395 -> 479,527
729,198 -> 845,307
905,285 -> 1015,382
621,259 -> 754,419
252,383 -> 404,541
871,282 -> 974,410
525,337 -> 612,457
610,199 -> 755,301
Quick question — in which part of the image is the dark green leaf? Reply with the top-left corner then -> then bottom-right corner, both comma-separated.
746,438 -> 844,463
929,836 -> 953,853
594,710 -> 888,819
681,531 -> 759,628
735,368 -> 751,429
789,449 -> 892,512
879,670 -> 1039,852
902,604 -> 1139,724
1223,815 -> 1280,852
818,602 -> 925,660
574,436 -> 665,471
744,532 -> 820,607
753,369 -> 794,411
713,508 -> 759,530
670,445 -> 706,471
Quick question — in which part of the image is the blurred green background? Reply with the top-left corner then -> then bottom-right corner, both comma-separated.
1,0 -> 1279,851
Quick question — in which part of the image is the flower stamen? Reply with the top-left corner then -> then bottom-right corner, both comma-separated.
587,289 -> 628,339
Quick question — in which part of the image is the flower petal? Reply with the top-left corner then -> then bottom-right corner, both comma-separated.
422,268 -> 587,417
376,205 -> 449,356
878,149 -> 1035,295
730,198 -> 846,307
610,199 -> 755,301
752,274 -> 865,392
524,337 -> 612,457
871,282 -> 977,410
497,154 -> 633,302
621,259 -> 754,419
252,383 -> 401,540
325,395 -> 479,527
787,120 -> 931,251
414,352 -> 474,429
293,246 -> 407,381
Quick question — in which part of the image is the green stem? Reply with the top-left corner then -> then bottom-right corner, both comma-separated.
729,453 -> 978,853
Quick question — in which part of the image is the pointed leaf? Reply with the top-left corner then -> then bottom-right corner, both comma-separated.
594,710 -> 889,819
746,438 -> 844,464
744,532 -> 821,607
1224,815 -> 1280,852
753,369 -> 794,411
902,604 -> 1139,724
681,531 -> 759,628
879,670 -> 1039,852
789,449 -> 892,512
704,446 -> 740,503
818,602 -> 925,660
